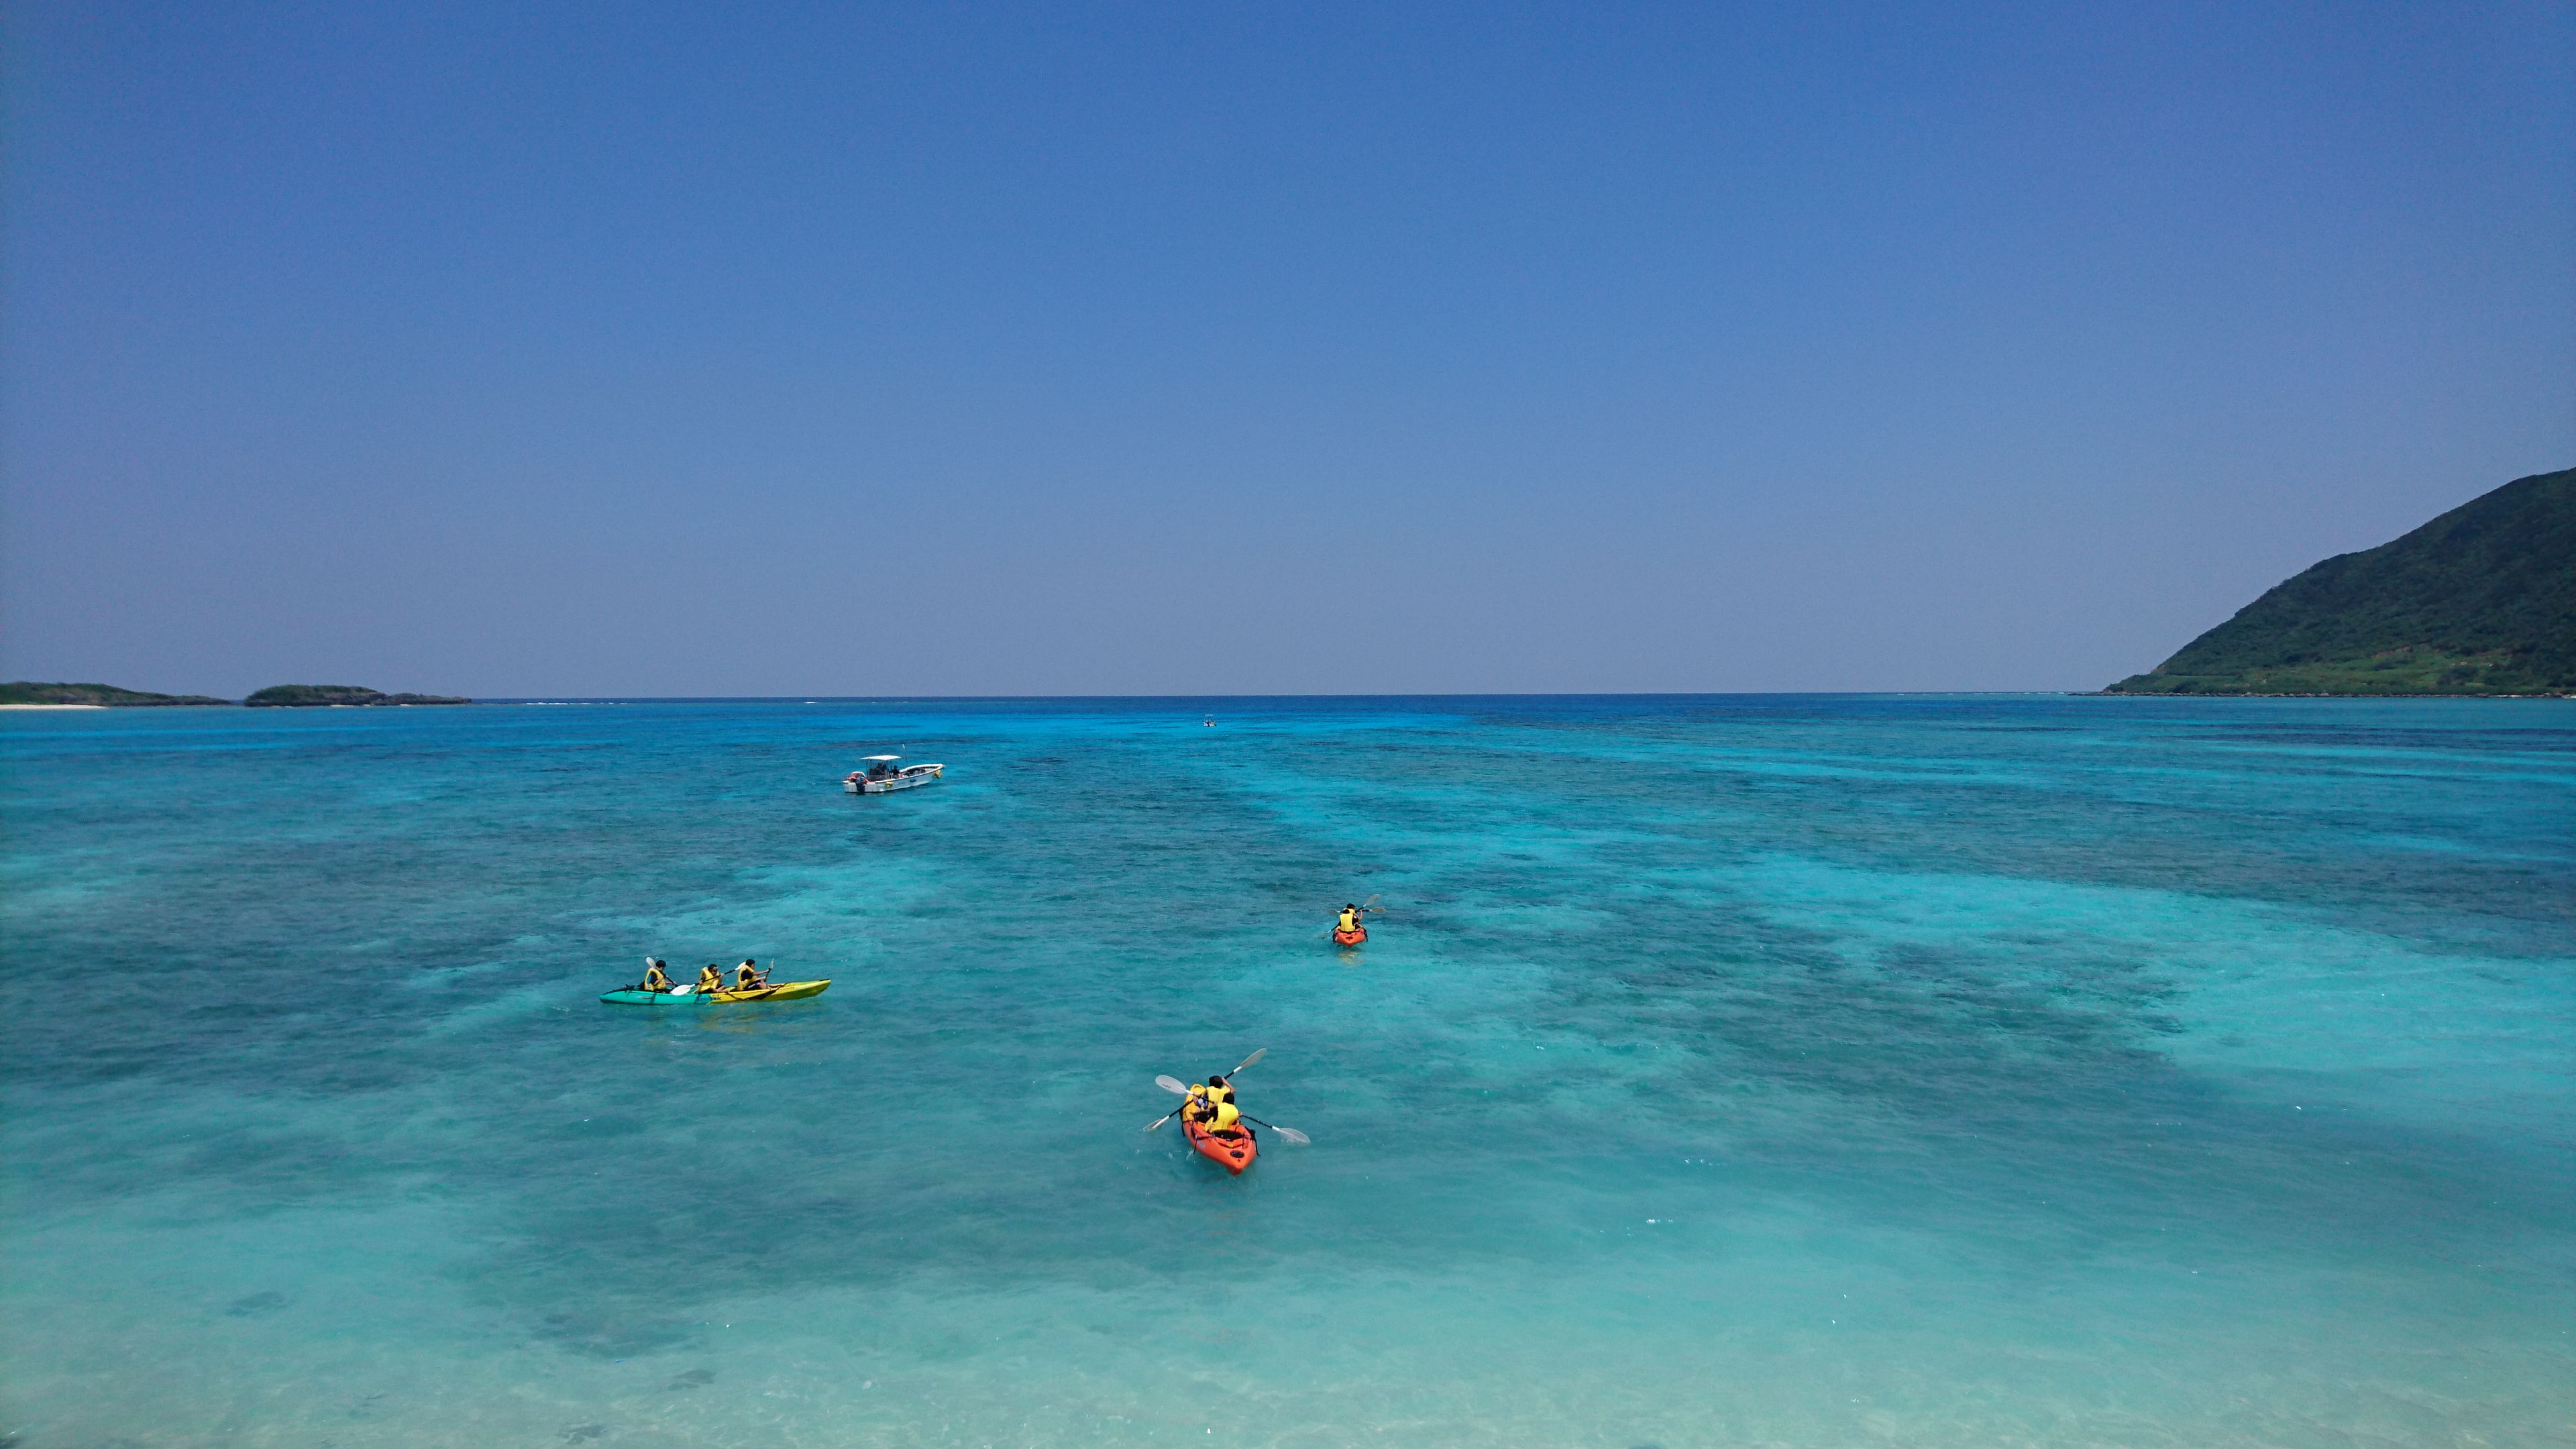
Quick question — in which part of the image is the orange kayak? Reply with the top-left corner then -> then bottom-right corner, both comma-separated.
1183,1116 -> 1258,1174
1332,925 -> 1366,946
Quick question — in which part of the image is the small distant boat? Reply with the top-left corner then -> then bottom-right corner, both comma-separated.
600,980 -> 831,1005
845,755 -> 945,794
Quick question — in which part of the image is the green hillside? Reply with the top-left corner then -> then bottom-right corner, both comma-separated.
1,681 -> 233,706
2106,466 -> 2575,696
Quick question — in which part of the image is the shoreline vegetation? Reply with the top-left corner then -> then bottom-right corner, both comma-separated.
244,685 -> 471,707
2104,465 -> 2574,696
0,682 -> 235,707
1,682 -> 472,708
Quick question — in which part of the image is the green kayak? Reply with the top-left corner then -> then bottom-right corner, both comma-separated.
600,980 -> 830,1005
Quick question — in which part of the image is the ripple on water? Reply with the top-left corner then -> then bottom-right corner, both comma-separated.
2,696 -> 2569,1446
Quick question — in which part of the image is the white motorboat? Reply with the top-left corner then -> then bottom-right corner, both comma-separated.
844,755 -> 946,794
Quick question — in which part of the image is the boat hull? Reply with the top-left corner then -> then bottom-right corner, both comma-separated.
845,766 -> 945,794
600,979 -> 831,1005
1332,926 -> 1366,946
1183,1116 -> 1258,1175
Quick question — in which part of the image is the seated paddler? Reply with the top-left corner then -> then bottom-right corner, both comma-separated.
1201,1093 -> 1244,1137
696,963 -> 724,994
1337,904 -> 1361,934
733,959 -> 769,991
640,959 -> 674,994
1187,1075 -> 1242,1135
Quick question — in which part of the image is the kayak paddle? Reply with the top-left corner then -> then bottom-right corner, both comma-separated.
1144,1051 -> 1269,1130
1323,899 -> 1383,939
1146,1076 -> 1194,1130
1237,1113 -> 1309,1145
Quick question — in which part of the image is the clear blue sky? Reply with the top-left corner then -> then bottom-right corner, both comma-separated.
5,3 -> 2570,696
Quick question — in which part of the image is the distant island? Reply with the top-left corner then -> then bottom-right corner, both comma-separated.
2106,466 -> 2574,696
0,681 -> 232,706
244,685 -> 472,707
2,682 -> 474,707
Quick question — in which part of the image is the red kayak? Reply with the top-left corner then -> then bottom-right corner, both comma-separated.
1332,925 -> 1366,946
1183,1116 -> 1258,1174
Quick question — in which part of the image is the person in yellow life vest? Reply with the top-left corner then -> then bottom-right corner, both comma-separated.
1188,1074 -> 1242,1135
1337,904 -> 1361,934
696,964 -> 724,995
733,959 -> 769,991
640,959 -> 674,993
1202,1095 -> 1243,1136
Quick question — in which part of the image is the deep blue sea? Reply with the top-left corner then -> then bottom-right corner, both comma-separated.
3,696 -> 2571,1447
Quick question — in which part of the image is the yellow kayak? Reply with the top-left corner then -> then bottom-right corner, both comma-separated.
600,980 -> 831,1005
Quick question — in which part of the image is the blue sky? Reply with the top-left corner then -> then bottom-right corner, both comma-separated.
5,2 -> 2570,696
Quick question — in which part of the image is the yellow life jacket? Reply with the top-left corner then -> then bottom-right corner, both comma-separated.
642,966 -> 672,991
1208,1099 -> 1242,1133
698,967 -> 722,993
1208,1080 -> 1234,1105
1338,910 -> 1358,932
735,965 -> 762,989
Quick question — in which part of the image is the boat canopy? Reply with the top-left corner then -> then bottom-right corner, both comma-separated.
861,754 -> 900,761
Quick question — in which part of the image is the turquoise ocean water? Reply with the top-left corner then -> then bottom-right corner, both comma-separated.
2,695 -> 2570,1447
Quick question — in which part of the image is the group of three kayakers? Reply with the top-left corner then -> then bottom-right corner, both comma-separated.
1180,1073 -> 1244,1137
636,957 -> 769,995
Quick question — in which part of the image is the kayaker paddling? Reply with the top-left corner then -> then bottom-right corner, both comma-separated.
733,959 -> 769,991
1331,902 -> 1367,947
1148,1051 -> 1309,1173
599,967 -> 832,1006
1184,1074 -> 1244,1137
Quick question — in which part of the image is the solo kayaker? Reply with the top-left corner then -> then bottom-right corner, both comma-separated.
733,959 -> 769,991
640,959 -> 674,993
1337,904 -> 1361,934
696,963 -> 724,995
